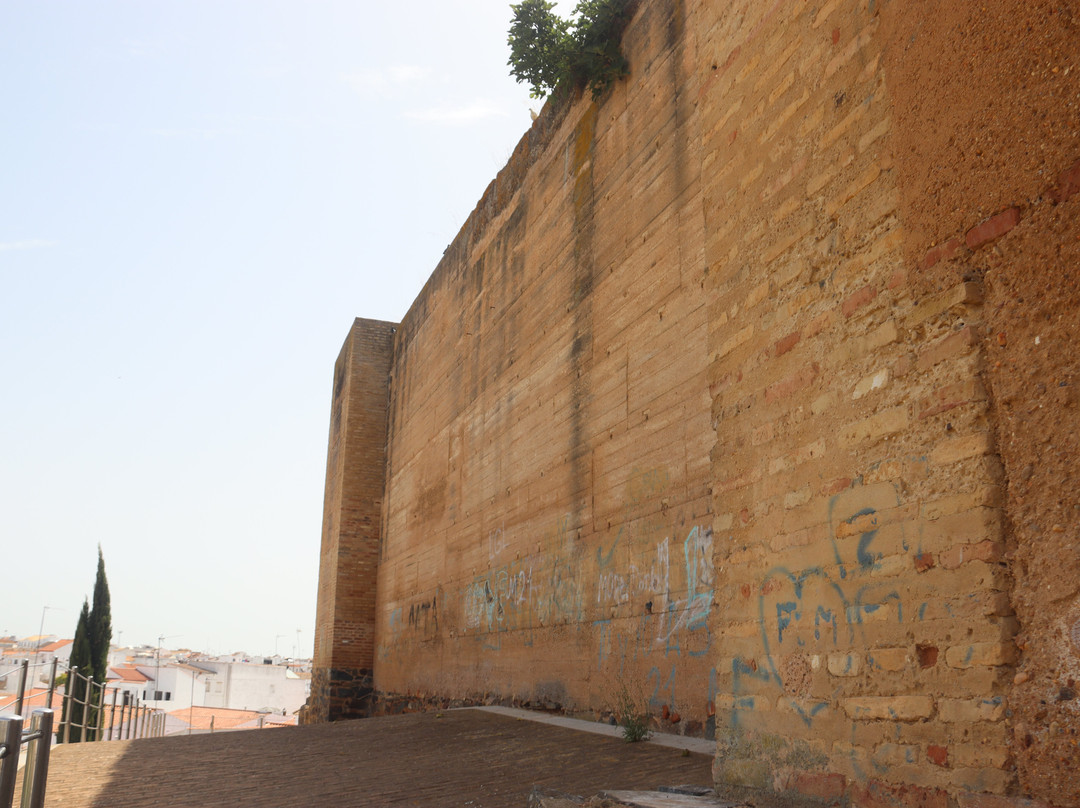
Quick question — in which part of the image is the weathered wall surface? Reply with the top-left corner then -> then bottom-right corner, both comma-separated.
306,318 -> 396,723
309,0 -> 1080,805
697,0 -> 1017,801
373,0 -> 718,734
878,3 -> 1080,804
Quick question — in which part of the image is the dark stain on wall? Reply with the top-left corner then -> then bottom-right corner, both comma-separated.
569,103 -> 599,534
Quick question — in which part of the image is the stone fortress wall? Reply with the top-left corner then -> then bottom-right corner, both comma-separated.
307,1 -> 1080,806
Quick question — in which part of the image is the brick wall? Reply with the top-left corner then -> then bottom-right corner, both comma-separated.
311,1 -> 1079,805
305,318 -> 396,723
697,0 -> 1016,800
371,0 -> 716,734
878,4 -> 1080,804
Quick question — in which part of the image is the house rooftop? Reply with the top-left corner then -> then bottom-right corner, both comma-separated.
38,639 -> 72,653
108,666 -> 151,683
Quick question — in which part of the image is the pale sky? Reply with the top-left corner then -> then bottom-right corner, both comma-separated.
1,1 -> 567,659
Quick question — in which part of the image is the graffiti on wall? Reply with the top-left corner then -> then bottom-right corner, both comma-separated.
465,469 -> 716,718
723,481 -> 967,777
378,468 -> 717,723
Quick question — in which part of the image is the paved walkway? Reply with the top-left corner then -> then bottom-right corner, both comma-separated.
32,708 -> 716,807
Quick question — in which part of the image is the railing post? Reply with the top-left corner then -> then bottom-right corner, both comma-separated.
95,682 -> 105,742
13,661 -> 28,720
45,660 -> 58,714
0,714 -> 23,808
126,696 -> 137,740
60,666 -> 75,745
77,670 -> 88,743
20,709 -> 53,808
107,689 -> 118,741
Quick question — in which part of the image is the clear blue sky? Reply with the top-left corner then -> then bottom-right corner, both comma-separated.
1,1 -> 562,658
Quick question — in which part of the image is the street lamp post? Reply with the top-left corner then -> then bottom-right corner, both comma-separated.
34,606 -> 56,674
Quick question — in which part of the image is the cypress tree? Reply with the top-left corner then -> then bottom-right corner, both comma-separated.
62,548 -> 112,743
88,546 -> 112,684
63,599 -> 92,742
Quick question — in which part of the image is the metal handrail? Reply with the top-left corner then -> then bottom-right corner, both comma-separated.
0,708 -> 54,808
0,660 -> 58,720
0,658 -> 170,808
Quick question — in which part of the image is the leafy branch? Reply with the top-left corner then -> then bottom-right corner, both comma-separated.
508,0 -> 632,100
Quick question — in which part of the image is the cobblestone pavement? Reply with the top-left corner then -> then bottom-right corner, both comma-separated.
32,708 -> 715,807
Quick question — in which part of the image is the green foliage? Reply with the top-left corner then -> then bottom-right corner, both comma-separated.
61,548 -> 112,743
615,678 -> 652,743
508,0 -> 632,100
88,546 -> 112,684
507,0 -> 570,98
565,0 -> 632,98
62,599 -> 92,742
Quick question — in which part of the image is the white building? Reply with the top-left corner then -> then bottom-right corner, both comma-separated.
105,659 -> 308,717
194,660 -> 309,715
106,662 -> 209,713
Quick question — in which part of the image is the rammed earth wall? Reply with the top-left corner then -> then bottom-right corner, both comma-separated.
308,1 -> 1080,806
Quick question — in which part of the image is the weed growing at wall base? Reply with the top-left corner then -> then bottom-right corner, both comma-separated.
615,679 -> 652,743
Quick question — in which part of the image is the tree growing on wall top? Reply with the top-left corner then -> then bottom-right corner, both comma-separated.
508,0 -> 632,100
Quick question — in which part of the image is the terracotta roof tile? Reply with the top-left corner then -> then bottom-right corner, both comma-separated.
108,666 -> 151,683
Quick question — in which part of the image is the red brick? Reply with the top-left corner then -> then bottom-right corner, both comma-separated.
920,237 -> 963,270
821,477 -> 852,495
927,745 -> 948,767
790,771 -> 847,801
887,267 -> 908,290
1051,157 -> 1080,204
775,330 -> 801,357
914,552 -> 935,572
965,207 -> 1020,250
916,644 -> 939,668
842,284 -> 878,317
